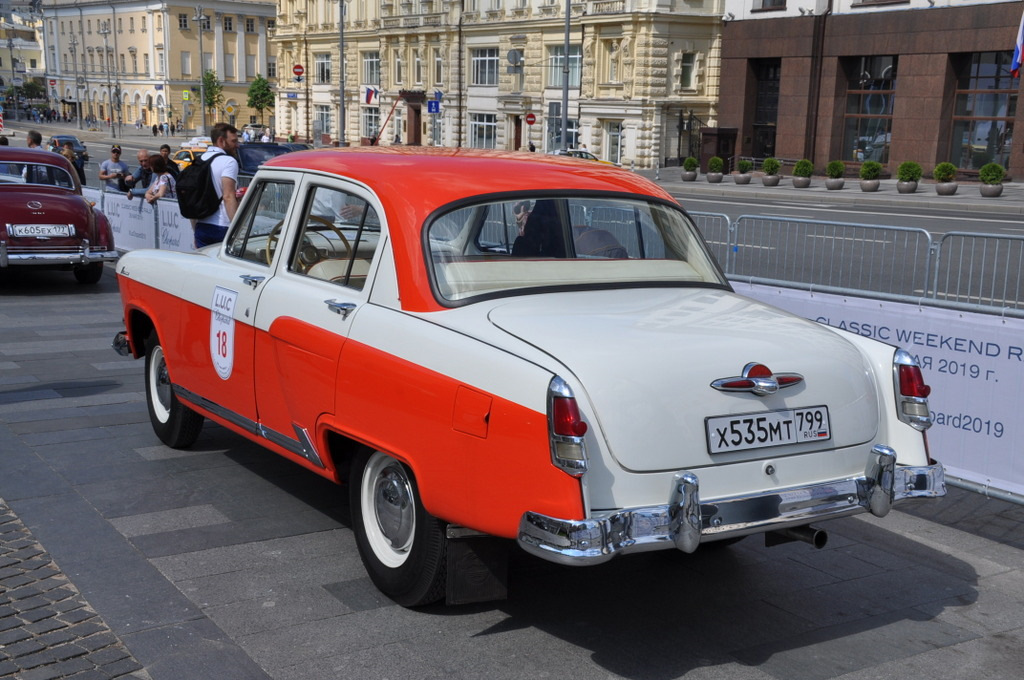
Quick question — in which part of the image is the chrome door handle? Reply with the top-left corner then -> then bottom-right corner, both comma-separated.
324,300 -> 357,319
240,274 -> 265,289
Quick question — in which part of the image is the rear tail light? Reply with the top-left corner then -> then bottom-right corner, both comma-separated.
893,349 -> 932,431
547,377 -> 588,477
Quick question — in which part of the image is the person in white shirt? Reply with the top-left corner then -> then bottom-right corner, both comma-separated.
192,122 -> 240,248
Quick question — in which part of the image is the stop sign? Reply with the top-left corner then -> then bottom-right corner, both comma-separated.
525,113 -> 536,125
293,64 -> 305,77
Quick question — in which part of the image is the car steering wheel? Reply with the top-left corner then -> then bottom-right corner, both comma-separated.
265,215 -> 352,267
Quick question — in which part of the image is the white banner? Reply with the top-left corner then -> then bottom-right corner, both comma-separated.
735,283 -> 1024,497
102,193 -> 157,251
155,200 -> 195,252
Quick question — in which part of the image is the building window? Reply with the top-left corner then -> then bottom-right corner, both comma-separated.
267,58 -> 277,78
181,51 -> 192,76
394,52 -> 403,84
414,49 -> 423,85
679,53 -> 696,90
434,48 -> 444,84
548,45 -> 581,89
470,113 -> 497,148
224,16 -> 233,32
842,55 -> 897,164
129,18 -> 134,32
246,18 -> 255,33
225,53 -> 235,78
178,14 -> 189,30
362,107 -> 380,139
757,0 -> 786,8
142,16 -> 147,32
201,15 -> 211,31
315,53 -> 331,84
606,121 -> 622,165
471,48 -> 499,86
315,105 -> 332,137
363,51 -> 381,85
546,102 -> 579,150
752,58 -> 780,159
267,19 -> 276,31
950,51 -> 1017,170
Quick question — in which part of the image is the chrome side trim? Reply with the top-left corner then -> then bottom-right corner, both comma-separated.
518,445 -> 945,566
0,239 -> 119,267
173,384 -> 325,467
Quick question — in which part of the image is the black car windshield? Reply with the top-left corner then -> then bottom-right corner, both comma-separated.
236,145 -> 292,173
427,195 -> 726,302
0,162 -> 76,188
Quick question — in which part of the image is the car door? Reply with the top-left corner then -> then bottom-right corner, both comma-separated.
172,174 -> 298,432
252,179 -> 385,473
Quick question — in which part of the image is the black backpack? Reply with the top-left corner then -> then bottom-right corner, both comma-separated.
176,150 -> 223,220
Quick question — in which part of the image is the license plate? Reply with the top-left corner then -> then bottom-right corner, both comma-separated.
10,224 -> 74,238
706,406 -> 831,454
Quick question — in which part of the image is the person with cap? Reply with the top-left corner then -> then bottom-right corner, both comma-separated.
98,145 -> 129,192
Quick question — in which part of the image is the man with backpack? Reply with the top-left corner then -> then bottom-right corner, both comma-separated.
176,122 -> 240,248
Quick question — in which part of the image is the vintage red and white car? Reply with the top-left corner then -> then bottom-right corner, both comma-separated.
113,148 -> 944,606
0,147 -> 117,284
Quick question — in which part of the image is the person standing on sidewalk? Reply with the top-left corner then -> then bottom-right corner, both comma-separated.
192,122 -> 240,248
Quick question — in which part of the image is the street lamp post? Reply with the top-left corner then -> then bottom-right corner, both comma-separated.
97,21 -> 116,138
68,34 -> 83,130
7,37 -> 18,122
193,6 -> 207,134
335,0 -> 348,146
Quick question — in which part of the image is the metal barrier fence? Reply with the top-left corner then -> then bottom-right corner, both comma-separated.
689,211 -> 1024,317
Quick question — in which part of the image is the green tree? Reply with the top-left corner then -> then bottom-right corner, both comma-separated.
247,74 -> 274,124
201,69 -> 223,121
22,79 -> 45,100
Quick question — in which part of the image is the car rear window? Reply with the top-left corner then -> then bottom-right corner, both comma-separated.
0,163 -> 76,188
426,196 -> 726,302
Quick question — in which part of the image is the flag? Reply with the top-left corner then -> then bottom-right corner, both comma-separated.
365,87 -> 378,104
1013,11 -> 1024,78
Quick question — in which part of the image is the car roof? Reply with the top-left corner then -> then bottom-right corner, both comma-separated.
0,147 -> 73,167
261,146 -> 676,311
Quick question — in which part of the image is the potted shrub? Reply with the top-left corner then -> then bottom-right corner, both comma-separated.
706,156 -> 724,183
761,157 -> 781,186
734,159 -> 753,185
978,162 -> 1005,198
682,156 -> 698,181
792,159 -> 814,188
933,162 -> 958,196
859,160 -> 882,192
896,161 -> 922,194
825,160 -> 845,190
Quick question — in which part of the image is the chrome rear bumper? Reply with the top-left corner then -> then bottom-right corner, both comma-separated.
518,445 -> 945,566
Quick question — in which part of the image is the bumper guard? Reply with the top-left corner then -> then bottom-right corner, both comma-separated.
518,445 -> 945,566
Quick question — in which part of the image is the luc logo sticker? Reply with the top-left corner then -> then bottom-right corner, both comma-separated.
211,286 -> 239,380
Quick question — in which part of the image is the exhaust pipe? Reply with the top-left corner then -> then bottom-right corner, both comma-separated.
765,525 -> 828,549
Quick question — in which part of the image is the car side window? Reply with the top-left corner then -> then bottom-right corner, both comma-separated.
288,185 -> 381,291
224,179 -> 295,265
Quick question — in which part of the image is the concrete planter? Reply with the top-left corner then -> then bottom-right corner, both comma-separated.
682,171 -> 697,182
897,180 -> 918,194
860,179 -> 880,192
935,182 -> 959,196
733,173 -> 751,185
980,183 -> 1003,198
825,178 -> 845,190
706,172 -> 723,183
792,176 -> 811,188
761,175 -> 781,187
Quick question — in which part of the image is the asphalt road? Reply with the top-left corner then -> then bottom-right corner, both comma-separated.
2,264 -> 1024,679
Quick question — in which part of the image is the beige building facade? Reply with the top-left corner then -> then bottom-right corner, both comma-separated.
40,0 -> 277,133
278,0 -> 723,169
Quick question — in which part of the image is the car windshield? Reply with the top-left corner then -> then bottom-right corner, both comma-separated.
426,196 -> 726,302
0,162 -> 76,188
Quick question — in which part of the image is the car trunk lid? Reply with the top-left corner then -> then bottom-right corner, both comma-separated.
487,288 -> 879,472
